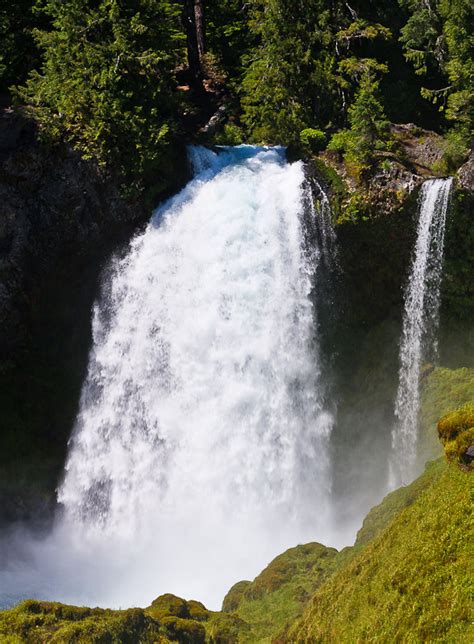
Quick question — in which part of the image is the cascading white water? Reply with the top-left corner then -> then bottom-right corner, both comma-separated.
390,177 -> 453,486
0,146 -> 336,610
309,180 -> 338,270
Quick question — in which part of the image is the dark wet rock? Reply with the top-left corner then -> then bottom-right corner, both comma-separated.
457,151 -> 474,193
0,110 -> 144,359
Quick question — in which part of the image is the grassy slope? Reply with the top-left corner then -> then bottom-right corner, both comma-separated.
289,462 -> 473,643
223,458 -> 463,643
223,543 -> 345,643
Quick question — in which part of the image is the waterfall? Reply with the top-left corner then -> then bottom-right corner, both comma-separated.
308,179 -> 338,272
390,177 -> 453,486
0,146 -> 336,610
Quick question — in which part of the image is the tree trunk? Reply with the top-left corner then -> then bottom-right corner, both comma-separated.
183,0 -> 205,92
194,0 -> 205,61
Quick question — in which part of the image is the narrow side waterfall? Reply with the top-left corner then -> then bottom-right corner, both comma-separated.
0,146 -> 336,610
390,177 -> 453,486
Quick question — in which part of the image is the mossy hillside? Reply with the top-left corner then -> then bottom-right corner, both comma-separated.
419,367 -> 474,462
0,592 -> 252,643
289,462 -> 474,643
354,458 -> 446,547
221,542 -> 348,643
1,445 -> 471,643
0,600 -> 171,643
221,582 -> 251,614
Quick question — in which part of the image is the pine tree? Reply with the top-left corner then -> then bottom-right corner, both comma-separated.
329,71 -> 389,176
17,0 -> 184,195
399,0 -> 473,141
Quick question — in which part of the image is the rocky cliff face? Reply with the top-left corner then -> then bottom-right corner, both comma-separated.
0,110 -> 185,524
0,111 -> 147,357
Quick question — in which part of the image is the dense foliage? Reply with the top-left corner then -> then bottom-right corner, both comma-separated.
15,0 -> 185,195
1,0 -> 471,189
400,0 -> 473,139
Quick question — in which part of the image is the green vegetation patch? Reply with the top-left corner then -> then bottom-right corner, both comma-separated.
355,458 -> 446,547
438,401 -> 474,467
0,600 -> 169,643
225,542 -> 344,642
289,462 -> 474,643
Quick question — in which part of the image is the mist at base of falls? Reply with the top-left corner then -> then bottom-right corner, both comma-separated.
0,146 -> 348,611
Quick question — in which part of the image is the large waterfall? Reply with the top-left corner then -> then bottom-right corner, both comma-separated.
390,177 -> 453,486
1,146 -> 337,609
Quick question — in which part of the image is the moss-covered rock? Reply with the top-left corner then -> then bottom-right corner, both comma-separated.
145,593 -> 211,638
206,613 -> 249,643
419,367 -> 474,463
438,401 -> 474,467
161,616 -> 206,643
438,402 -> 474,442
244,543 -> 338,601
147,594 -> 193,621
224,543 -> 343,642
221,581 -> 251,613
0,600 -> 167,643
0,594 -> 213,643
186,600 -> 211,623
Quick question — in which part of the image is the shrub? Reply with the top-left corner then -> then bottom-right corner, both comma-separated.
299,128 -> 326,153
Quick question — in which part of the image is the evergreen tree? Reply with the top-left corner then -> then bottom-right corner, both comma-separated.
206,0 -> 250,81
17,0 -> 184,195
0,0 -> 44,95
399,0 -> 473,140
240,0 -> 341,144
329,71 -> 389,176
240,0 -> 395,145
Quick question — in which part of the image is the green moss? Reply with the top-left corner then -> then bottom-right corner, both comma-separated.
437,401 -> 474,466
355,458 -> 446,547
0,600 -> 168,643
222,581 -> 251,613
289,462 -> 474,643
205,613 -> 249,643
245,543 -> 338,600
227,543 -> 343,642
419,367 -> 474,463
186,601 -> 211,623
438,401 -> 474,442
161,616 -> 206,643
0,595 -> 212,643
147,594 -> 192,621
